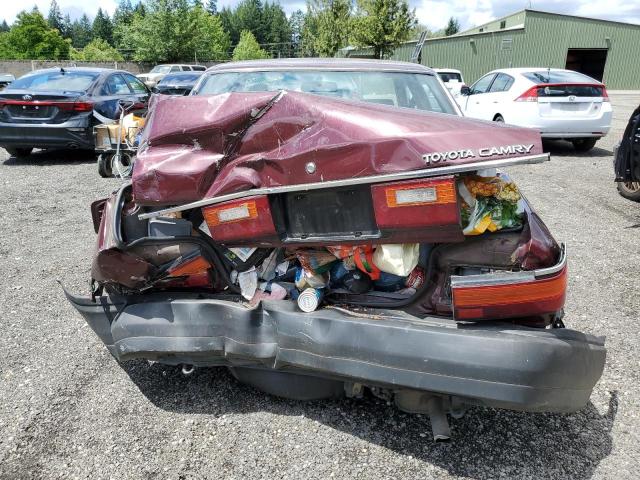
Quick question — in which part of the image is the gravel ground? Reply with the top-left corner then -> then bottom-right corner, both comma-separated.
0,93 -> 639,480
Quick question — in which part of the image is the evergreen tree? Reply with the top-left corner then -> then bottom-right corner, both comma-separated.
61,14 -> 72,38
234,0 -> 266,44
206,0 -> 217,15
92,8 -> 113,44
133,2 -> 147,16
47,0 -> 63,32
71,14 -> 93,48
0,20 -> 9,33
288,9 -> 305,54
113,0 -> 134,49
444,17 -> 460,36
263,2 -> 290,57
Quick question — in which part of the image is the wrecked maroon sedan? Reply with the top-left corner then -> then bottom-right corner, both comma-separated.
65,60 -> 605,440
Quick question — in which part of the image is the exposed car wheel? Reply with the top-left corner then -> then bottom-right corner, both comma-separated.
571,138 -> 598,153
617,181 -> 640,202
493,115 -> 505,123
5,147 -> 33,158
97,153 -> 113,178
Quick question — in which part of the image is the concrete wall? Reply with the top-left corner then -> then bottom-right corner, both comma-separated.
0,60 -> 222,78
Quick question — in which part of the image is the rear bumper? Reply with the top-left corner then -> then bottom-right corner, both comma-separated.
0,118 -> 94,149
64,289 -> 606,413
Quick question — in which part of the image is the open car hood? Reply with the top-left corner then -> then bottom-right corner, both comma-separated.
133,91 -> 546,207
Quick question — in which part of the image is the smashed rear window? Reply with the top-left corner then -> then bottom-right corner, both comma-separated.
9,71 -> 99,92
195,70 -> 457,114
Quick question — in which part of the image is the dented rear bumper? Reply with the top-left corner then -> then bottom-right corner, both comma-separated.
64,289 -> 605,413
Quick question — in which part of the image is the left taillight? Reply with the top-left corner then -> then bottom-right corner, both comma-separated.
371,177 -> 459,229
202,195 -> 276,243
451,248 -> 567,321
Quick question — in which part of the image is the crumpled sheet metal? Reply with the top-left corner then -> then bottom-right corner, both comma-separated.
133,91 -> 543,206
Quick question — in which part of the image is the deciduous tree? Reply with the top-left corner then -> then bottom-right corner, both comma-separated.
0,10 -> 70,59
121,0 -> 230,62
71,38 -> 123,61
350,0 -> 416,59
304,0 -> 351,58
232,30 -> 270,60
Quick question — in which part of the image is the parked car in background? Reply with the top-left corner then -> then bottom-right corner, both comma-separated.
65,60 -> 605,440
434,68 -> 465,95
153,71 -> 204,96
0,67 -> 149,157
614,104 -> 640,201
137,64 -> 207,88
191,59 -> 461,115
458,68 -> 612,152
0,73 -> 15,91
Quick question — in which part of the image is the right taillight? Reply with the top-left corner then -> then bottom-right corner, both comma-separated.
202,195 -> 276,243
371,177 -> 460,229
515,86 -> 538,102
451,261 -> 567,322
601,86 -> 610,102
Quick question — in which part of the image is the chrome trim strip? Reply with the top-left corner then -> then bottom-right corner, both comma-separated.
450,244 -> 566,288
138,153 -> 550,220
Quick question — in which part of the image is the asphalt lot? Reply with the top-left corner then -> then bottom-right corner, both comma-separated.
0,93 -> 639,480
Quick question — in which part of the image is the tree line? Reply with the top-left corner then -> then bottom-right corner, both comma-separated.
0,0 -> 461,63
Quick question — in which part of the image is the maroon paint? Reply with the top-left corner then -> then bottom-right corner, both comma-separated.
133,91 -> 543,206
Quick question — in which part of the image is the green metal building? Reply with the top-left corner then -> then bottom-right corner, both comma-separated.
342,9 -> 640,89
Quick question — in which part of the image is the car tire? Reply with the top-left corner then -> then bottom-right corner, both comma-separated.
97,153 -> 113,178
493,115 -> 505,123
5,147 -> 33,158
617,181 -> 640,202
571,138 -> 598,153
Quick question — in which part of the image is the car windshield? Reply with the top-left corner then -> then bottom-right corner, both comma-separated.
150,65 -> 172,74
159,73 -> 202,84
9,71 -> 99,92
438,72 -> 462,82
195,70 -> 457,114
522,70 -> 596,84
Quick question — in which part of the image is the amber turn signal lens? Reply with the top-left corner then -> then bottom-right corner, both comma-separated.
168,255 -> 211,277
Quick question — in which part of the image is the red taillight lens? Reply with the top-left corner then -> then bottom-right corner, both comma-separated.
371,177 -> 459,229
601,87 -> 610,102
202,195 -> 276,243
515,86 -> 538,102
452,266 -> 567,321
0,99 -> 93,111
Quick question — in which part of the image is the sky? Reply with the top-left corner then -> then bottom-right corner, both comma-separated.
3,0 -> 640,31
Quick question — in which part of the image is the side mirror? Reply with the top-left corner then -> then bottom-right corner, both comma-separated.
460,85 -> 471,96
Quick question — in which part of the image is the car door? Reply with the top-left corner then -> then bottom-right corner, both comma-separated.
462,73 -> 496,119
122,73 -> 150,111
484,73 -> 515,119
94,73 -> 136,120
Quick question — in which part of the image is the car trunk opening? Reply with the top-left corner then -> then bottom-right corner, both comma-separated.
86,91 -> 564,326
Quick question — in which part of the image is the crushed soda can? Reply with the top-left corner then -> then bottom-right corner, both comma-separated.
405,266 -> 425,289
297,288 -> 324,313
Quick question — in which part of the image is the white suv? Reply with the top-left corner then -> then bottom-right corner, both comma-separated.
137,64 -> 207,88
458,68 -> 612,152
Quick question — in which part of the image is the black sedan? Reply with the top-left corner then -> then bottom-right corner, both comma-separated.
153,71 -> 204,96
0,67 -> 149,157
